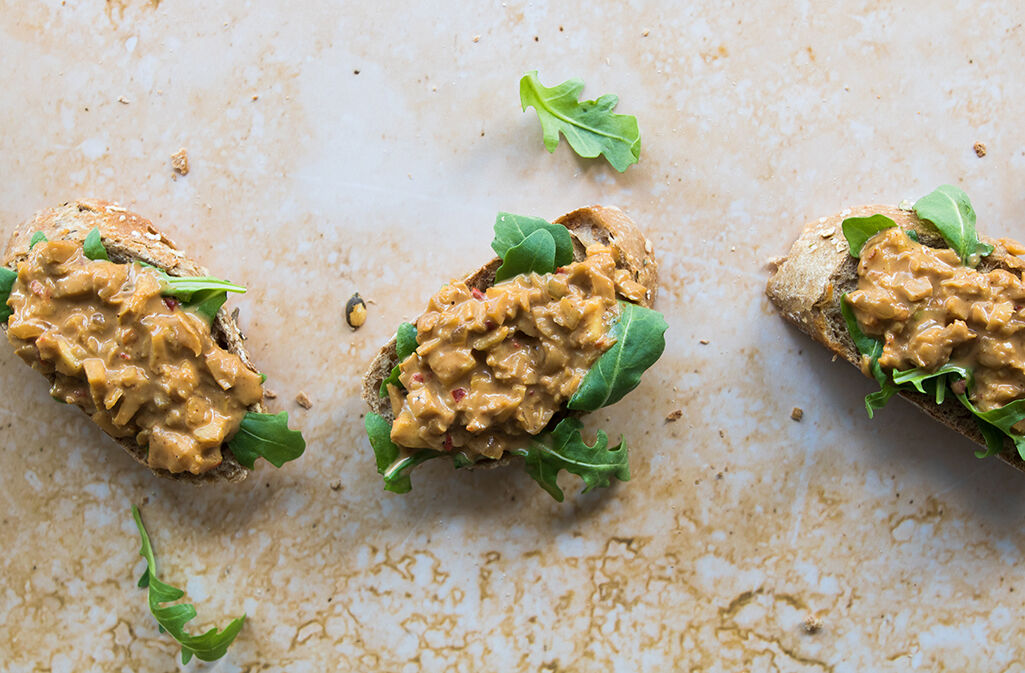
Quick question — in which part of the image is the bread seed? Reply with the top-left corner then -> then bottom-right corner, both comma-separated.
345,292 -> 367,329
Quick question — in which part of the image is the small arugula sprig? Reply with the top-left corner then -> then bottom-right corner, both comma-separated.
227,411 -> 306,469
29,231 -> 47,249
379,322 -> 419,397
131,505 -> 245,665
839,185 -> 1025,458
519,71 -> 641,172
0,266 -> 16,323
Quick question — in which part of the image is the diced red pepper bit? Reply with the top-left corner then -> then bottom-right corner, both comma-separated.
556,267 -> 567,274
484,320 -> 496,330
118,352 -> 131,360
451,387 -> 467,401
442,434 -> 453,452
471,288 -> 486,300
412,373 -> 424,383
512,339 -> 521,349
163,296 -> 180,310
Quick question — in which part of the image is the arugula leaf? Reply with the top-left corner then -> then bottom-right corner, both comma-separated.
494,229 -> 557,282
841,214 -> 897,258
568,301 -> 668,411
186,288 -> 229,324
154,270 -> 245,323
0,266 -> 16,323
954,393 -> 1025,460
365,412 -> 443,493
83,227 -> 109,260
379,322 -> 418,397
840,296 -> 899,416
913,184 -> 993,266
131,506 -> 244,665
227,411 -> 306,469
892,364 -> 970,396
512,417 -> 629,502
973,416 -> 1006,459
519,71 -> 641,172
491,213 -> 574,268
29,231 -> 47,249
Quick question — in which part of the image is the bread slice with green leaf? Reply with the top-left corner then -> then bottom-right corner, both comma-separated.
1,199 -> 304,483
766,185 -> 1025,472
361,205 -> 667,500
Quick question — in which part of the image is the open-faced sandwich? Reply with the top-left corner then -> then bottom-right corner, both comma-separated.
767,185 -> 1025,470
362,206 -> 668,500
0,200 -> 304,482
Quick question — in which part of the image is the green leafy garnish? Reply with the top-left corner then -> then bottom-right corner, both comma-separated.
840,297 -> 898,416
154,270 -> 246,323
841,214 -> 897,258
379,322 -> 418,397
0,266 -> 16,323
29,231 -> 47,249
227,411 -> 306,469
892,364 -> 970,404
494,229 -> 557,282
519,71 -> 641,172
913,184 -> 993,266
954,393 -> 1025,460
491,213 -> 574,268
568,301 -> 668,411
186,289 -> 229,324
131,505 -> 245,665
365,412 -> 442,493
83,227 -> 109,260
511,417 -> 629,502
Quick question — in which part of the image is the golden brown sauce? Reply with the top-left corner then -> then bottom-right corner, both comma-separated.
388,244 -> 628,460
6,240 -> 263,474
847,228 -> 1025,420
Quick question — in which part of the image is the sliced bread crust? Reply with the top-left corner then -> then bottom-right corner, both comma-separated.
766,204 -> 1025,473
360,205 -> 659,466
3,199 -> 264,483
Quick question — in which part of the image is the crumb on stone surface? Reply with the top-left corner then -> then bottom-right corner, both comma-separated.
699,338 -> 710,345
171,148 -> 189,175
263,388 -> 277,399
296,391 -> 313,409
802,613 -> 823,634
665,409 -> 683,422
974,141 -> 987,157
791,407 -> 804,422
330,480 -> 342,491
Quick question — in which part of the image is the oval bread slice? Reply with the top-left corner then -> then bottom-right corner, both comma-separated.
766,204 -> 1025,473
2,199 -> 264,483
360,205 -> 660,467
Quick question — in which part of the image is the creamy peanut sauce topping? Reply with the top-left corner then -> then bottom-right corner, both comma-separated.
388,244 -> 639,460
847,227 -> 1025,423
5,240 -> 263,474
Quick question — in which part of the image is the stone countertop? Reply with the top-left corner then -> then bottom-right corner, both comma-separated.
2,2 -> 1025,671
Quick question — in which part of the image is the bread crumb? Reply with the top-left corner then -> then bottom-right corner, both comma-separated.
252,94 -> 259,101
472,35 -> 480,42
665,409 -> 682,422
791,407 -> 804,421
117,96 -> 130,104
329,480 -> 342,491
802,613 -> 822,634
974,141 -> 987,157
263,388 -> 278,399
171,148 -> 189,176
642,29 -> 650,36
699,338 -> 710,345
296,392 -> 313,409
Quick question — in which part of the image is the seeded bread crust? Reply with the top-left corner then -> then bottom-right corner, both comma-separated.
2,199 -> 265,483
360,205 -> 660,468
766,204 -> 1025,473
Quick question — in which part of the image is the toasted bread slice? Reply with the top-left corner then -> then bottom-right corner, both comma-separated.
766,204 -> 1025,472
2,199 -> 263,483
361,205 -> 659,466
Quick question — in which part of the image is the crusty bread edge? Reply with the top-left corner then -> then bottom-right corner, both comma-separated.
766,204 -> 1025,474
360,205 -> 660,470
2,199 -> 265,483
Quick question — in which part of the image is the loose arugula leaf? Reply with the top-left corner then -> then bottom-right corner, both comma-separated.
568,301 -> 668,411
379,322 -> 418,397
491,213 -> 574,268
892,364 -> 971,395
365,412 -> 443,493
29,231 -> 47,249
841,214 -> 897,258
131,506 -> 245,665
227,411 -> 305,469
519,71 -> 641,172
512,417 -> 629,502
494,229 -> 557,282
913,184 -> 993,266
0,266 -> 16,323
954,393 -> 1025,460
840,296 -> 898,416
83,227 -> 109,260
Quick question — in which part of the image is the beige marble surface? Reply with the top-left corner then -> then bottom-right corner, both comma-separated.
3,1 -> 1025,671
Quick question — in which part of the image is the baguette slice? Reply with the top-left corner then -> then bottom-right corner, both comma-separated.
766,203 -> 1025,472
2,199 -> 263,483
361,205 -> 659,467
